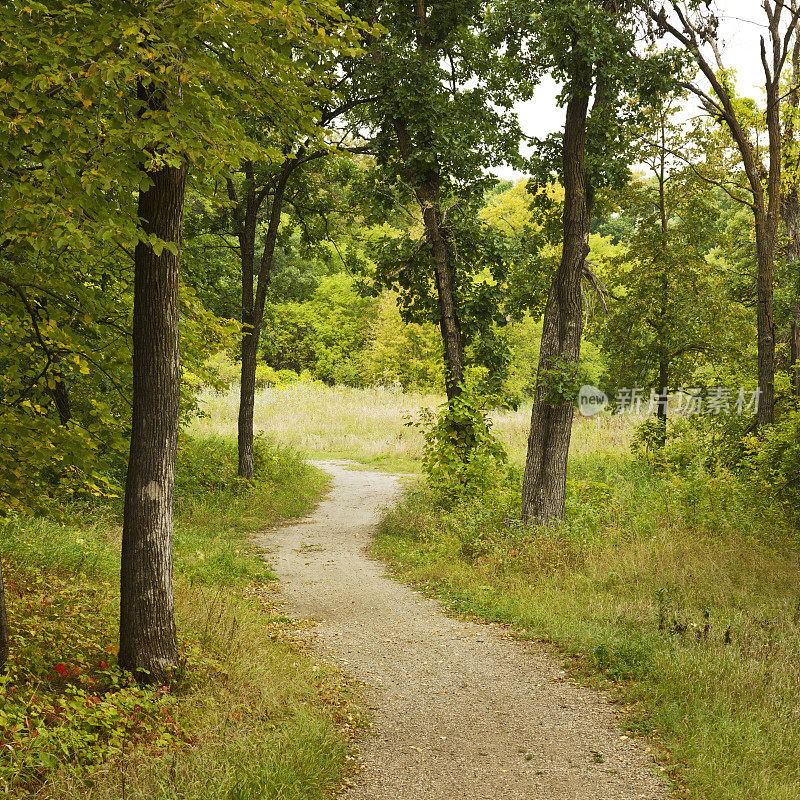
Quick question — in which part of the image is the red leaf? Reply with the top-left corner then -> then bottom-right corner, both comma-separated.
54,663 -> 68,677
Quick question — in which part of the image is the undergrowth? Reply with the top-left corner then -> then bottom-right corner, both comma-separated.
374,454 -> 800,800
0,434 -> 351,799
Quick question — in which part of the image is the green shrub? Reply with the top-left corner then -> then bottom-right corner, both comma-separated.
365,293 -> 443,390
663,411 -> 752,472
630,416 -> 667,457
410,385 -> 511,505
0,561 -> 191,793
746,408 -> 800,521
261,275 -> 376,386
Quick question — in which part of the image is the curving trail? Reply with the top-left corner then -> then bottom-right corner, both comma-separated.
254,460 -> 669,800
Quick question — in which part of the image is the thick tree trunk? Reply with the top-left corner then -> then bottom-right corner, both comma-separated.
119,149 -> 187,682
0,555 -> 9,671
521,68 -> 591,525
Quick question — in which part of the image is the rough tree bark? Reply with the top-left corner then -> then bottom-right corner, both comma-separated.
229,161 -> 292,479
0,555 -> 9,671
520,62 -> 592,525
119,84 -> 187,682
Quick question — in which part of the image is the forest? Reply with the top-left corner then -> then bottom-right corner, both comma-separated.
1,0 -> 800,798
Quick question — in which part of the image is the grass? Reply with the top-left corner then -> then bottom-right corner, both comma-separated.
372,431 -> 800,800
191,381 -> 636,472
191,382 -> 439,473
0,434 -> 357,799
183,382 -> 799,798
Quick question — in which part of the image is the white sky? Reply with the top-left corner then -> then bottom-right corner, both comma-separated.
496,0 -> 775,179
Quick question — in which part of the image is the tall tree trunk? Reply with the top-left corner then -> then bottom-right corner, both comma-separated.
236,168 -> 290,479
656,143 -> 669,445
747,9 -> 782,428
392,120 -> 464,399
236,202 -> 258,478
520,65 -> 592,525
392,0 -> 464,400
754,212 -> 777,427
238,315 -> 259,478
119,107 -> 187,680
0,555 -> 9,671
656,3 -> 784,428
416,177 -> 464,399
783,12 -> 800,399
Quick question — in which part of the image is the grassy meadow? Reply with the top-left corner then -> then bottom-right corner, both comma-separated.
191,381 -> 635,471
198,382 -> 800,800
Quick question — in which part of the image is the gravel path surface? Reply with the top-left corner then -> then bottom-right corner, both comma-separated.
254,459 -> 669,800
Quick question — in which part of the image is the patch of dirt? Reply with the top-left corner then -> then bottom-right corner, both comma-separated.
253,460 -> 669,799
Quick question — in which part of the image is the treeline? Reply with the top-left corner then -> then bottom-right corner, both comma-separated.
3,0 -> 800,683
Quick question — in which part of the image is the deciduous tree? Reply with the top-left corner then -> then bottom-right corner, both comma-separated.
518,0 -> 667,523
359,0 -> 526,399
651,0 -> 800,427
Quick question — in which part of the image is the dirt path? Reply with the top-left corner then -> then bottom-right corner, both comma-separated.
254,460 -> 669,800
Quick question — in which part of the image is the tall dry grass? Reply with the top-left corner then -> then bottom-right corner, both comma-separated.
192,383 -> 439,471
192,382 -> 637,470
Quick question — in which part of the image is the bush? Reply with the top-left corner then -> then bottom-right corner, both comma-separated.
365,293 -> 443,390
261,275 -> 376,386
746,408 -> 800,521
631,416 -> 667,458
660,411 -> 752,472
174,433 -> 304,496
0,556 -> 191,793
411,385 -> 511,505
